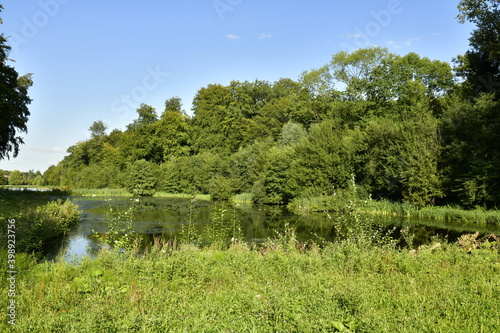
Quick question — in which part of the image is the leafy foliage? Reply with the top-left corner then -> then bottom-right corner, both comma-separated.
125,159 -> 157,197
0,6 -> 33,160
42,3 -> 500,210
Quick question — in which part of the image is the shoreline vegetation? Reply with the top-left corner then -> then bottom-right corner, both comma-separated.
3,186 -> 500,226
1,227 -> 499,332
288,194 -> 500,226
0,190 -> 80,256
1,190 -> 499,332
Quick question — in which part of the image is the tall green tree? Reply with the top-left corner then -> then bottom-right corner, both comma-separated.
8,170 -> 25,185
360,112 -> 442,207
455,0 -> 500,98
0,5 -> 33,160
291,120 -> 358,195
153,97 -> 190,161
440,94 -> 500,207
89,120 -> 107,139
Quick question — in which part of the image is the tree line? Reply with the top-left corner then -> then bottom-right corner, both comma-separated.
6,0 -> 499,209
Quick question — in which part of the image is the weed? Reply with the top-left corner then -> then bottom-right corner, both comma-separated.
92,199 -> 141,252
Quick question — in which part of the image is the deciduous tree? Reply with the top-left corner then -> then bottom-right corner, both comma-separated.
0,5 -> 33,160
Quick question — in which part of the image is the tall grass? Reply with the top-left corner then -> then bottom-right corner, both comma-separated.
231,192 -> 253,204
2,191 -> 499,332
290,193 -> 500,226
68,189 -> 213,201
69,188 -> 131,197
0,193 -> 80,255
2,235 -> 499,332
365,199 -> 500,225
153,192 -> 212,201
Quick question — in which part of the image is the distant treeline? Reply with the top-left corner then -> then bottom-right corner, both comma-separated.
1,169 -> 44,187
39,47 -> 499,208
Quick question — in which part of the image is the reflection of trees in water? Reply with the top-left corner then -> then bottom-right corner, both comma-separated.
61,197 -> 499,258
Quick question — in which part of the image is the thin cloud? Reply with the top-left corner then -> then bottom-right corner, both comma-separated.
226,34 -> 240,41
405,37 -> 421,46
387,37 -> 422,49
347,33 -> 363,39
257,33 -> 272,40
31,147 -> 66,153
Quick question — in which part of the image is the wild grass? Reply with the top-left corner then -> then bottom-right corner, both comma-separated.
153,192 -> 212,201
69,188 -> 132,197
365,199 -> 500,225
0,191 -> 80,256
2,191 -> 499,331
2,234 -> 499,332
290,194 -> 500,226
231,192 -> 253,204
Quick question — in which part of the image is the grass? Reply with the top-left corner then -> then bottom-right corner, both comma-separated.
69,188 -> 132,197
365,199 -> 500,225
289,194 -> 500,226
0,190 -> 80,256
68,188 -> 213,201
231,192 -> 253,204
153,192 -> 212,201
1,238 -> 499,332
1,191 -> 499,331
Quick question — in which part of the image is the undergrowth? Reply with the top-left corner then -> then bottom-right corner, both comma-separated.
2,231 -> 499,332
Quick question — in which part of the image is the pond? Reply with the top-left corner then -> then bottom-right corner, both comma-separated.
54,196 -> 500,260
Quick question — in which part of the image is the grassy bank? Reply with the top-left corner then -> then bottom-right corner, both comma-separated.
1,238 -> 499,332
0,190 -> 80,255
364,200 -> 500,225
67,188 -> 213,201
2,190 -> 499,331
289,194 -> 500,226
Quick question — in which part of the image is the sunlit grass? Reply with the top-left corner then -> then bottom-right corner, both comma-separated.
365,200 -> 500,225
69,188 -> 132,197
290,195 -> 500,226
153,192 -> 212,201
231,192 -> 253,204
3,238 -> 499,332
68,188 -> 213,201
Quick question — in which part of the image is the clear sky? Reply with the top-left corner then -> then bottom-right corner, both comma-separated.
0,0 -> 475,173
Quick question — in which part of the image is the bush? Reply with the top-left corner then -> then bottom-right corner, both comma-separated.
125,159 -> 157,197
208,175 -> 234,201
0,198 -> 80,255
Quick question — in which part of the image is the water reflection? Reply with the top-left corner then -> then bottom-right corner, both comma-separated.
55,196 -> 500,260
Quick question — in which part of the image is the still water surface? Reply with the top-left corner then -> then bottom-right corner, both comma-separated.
55,196 -> 500,259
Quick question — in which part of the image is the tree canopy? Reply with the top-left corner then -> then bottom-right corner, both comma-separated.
0,5 -> 33,160
41,2 -> 500,206
455,0 -> 500,98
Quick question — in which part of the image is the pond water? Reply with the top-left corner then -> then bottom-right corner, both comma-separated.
54,196 -> 500,260
4,187 -> 51,192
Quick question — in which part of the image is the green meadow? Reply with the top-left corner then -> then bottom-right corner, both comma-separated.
1,237 -> 499,332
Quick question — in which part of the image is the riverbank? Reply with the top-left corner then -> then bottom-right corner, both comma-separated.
66,188 -> 213,201
0,190 -> 80,255
1,236 -> 499,332
289,194 -> 500,226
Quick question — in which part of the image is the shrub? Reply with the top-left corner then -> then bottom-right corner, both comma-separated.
125,159 -> 157,197
0,198 -> 80,255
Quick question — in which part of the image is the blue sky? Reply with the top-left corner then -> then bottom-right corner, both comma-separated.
1,0 -> 474,172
